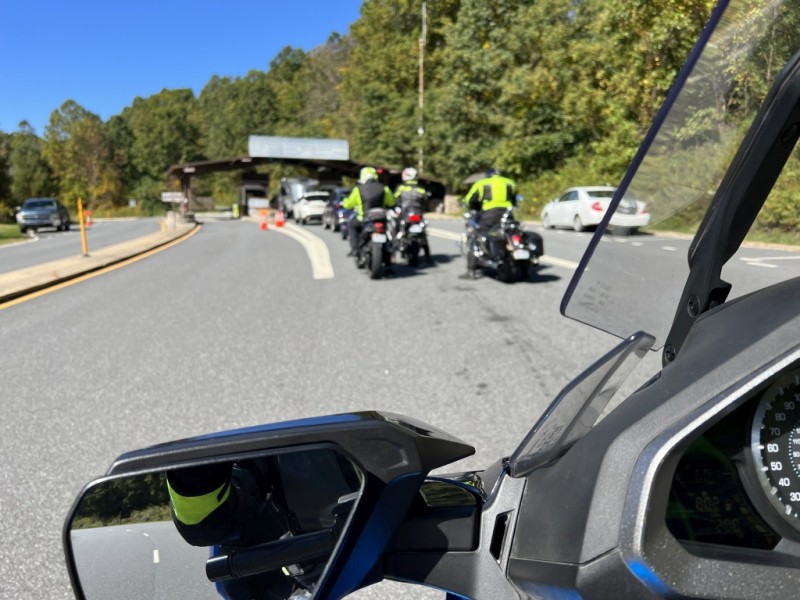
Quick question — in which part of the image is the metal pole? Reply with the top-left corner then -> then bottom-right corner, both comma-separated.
77,198 -> 89,257
418,1 -> 427,175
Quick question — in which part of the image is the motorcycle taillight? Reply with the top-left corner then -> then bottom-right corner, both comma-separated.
512,234 -> 522,245
374,221 -> 385,233
409,214 -> 422,224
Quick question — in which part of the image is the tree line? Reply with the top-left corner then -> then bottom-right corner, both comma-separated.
1,0 -> 799,231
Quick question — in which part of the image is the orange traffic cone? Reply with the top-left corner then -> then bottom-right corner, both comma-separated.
260,216 -> 268,231
275,211 -> 285,228
85,210 -> 93,229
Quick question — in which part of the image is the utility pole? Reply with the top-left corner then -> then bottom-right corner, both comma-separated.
418,1 -> 427,175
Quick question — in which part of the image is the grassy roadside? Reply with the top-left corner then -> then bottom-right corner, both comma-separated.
0,224 -> 25,246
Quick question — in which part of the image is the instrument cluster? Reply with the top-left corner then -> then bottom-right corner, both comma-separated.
667,365 -> 800,552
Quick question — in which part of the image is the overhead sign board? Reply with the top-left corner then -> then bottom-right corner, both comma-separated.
248,136 -> 349,161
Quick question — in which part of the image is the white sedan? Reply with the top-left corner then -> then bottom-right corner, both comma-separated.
293,190 -> 332,225
540,186 -> 650,233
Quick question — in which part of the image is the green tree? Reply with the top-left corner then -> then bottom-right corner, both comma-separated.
8,121 -> 56,203
303,33 -> 352,137
43,101 -> 121,210
199,72 -> 277,159
118,89 -> 202,208
430,0 -> 523,184
265,47 -> 315,137
338,0 -> 459,168
0,131 -> 12,221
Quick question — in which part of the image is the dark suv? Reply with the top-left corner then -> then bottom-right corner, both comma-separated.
15,198 -> 71,233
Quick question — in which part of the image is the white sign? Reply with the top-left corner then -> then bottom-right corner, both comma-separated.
248,136 -> 349,161
161,192 -> 188,204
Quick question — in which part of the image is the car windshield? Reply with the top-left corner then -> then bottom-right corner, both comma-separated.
562,0 -> 800,349
23,199 -> 56,209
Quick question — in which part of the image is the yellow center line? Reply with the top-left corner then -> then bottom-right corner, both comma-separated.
0,226 -> 201,310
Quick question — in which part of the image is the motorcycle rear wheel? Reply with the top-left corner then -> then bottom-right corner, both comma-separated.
369,247 -> 383,279
407,240 -> 420,266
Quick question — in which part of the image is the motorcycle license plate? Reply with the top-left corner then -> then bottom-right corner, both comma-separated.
513,249 -> 530,260
372,234 -> 387,243
409,225 -> 423,233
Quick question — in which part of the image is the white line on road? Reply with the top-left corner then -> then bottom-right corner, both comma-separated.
272,223 -> 334,280
428,227 -> 579,271
153,549 -> 160,564
739,255 -> 800,269
662,246 -> 678,252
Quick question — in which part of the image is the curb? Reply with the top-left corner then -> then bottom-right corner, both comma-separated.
0,222 -> 198,305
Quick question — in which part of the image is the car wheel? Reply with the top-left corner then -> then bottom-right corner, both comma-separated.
19,226 -> 27,234
573,215 -> 584,233
542,213 -> 553,229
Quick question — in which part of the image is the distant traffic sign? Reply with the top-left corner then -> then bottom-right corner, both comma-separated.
161,192 -> 187,204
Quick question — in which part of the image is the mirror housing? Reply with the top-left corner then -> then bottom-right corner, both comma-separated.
64,411 -> 474,600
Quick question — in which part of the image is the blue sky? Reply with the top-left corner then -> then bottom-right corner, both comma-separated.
0,1 -> 364,135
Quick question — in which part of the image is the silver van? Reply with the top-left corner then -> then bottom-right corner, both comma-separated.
277,178 -> 318,217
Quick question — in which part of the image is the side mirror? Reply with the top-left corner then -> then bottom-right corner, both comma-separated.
64,412 -> 473,600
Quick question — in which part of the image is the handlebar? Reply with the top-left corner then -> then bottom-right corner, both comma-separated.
205,529 -> 336,582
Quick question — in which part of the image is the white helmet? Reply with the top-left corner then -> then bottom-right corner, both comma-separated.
401,167 -> 418,182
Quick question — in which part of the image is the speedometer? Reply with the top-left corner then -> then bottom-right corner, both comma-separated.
751,369 -> 800,532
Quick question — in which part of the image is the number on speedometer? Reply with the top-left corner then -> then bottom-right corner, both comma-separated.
751,369 -> 800,530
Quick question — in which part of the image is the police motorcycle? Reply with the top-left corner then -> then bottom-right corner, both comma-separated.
64,2 -> 800,599
461,206 -> 544,282
354,207 -> 392,279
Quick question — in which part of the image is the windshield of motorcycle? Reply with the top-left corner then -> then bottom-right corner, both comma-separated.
562,0 -> 800,348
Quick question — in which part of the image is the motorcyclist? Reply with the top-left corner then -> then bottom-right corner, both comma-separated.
393,167 -> 432,263
343,166 -> 397,267
166,459 -> 297,599
166,450 -> 361,600
463,168 -> 517,235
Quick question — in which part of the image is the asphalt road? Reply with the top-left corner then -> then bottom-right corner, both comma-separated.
0,218 -> 163,275
2,216 -> 799,599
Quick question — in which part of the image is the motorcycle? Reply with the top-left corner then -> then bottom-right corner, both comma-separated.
462,208 -> 544,282
392,208 -> 431,266
63,2 -> 800,599
354,207 -> 392,279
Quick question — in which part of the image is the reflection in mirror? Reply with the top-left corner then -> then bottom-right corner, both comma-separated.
69,447 -> 363,600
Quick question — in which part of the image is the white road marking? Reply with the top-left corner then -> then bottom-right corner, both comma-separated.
272,223 -> 334,280
153,549 -> 160,564
739,255 -> 800,269
428,227 -> 579,271
662,246 -> 678,252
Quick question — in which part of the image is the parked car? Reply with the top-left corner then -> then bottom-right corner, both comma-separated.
15,197 -> 71,233
540,186 -> 650,233
293,190 -> 331,225
322,188 -> 353,237
277,177 -> 319,218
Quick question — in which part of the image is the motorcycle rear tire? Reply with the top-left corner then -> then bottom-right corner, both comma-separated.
498,260 -> 516,283
408,240 -> 420,266
466,249 -> 478,277
369,246 -> 383,279
518,261 -> 529,281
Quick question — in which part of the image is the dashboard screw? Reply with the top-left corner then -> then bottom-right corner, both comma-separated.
687,294 -> 701,318
664,345 -> 677,363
